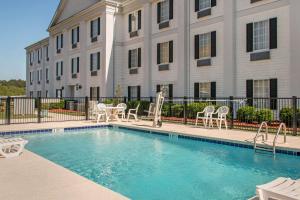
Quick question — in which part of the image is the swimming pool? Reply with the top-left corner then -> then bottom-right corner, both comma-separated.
24,127 -> 300,200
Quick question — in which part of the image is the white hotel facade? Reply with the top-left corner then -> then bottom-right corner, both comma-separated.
25,0 -> 300,99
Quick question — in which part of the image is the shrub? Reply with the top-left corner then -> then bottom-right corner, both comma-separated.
171,104 -> 184,118
280,108 -> 300,125
187,102 -> 209,119
49,100 -> 65,110
162,103 -> 174,117
237,106 -> 256,122
126,100 -> 151,115
255,109 -> 273,123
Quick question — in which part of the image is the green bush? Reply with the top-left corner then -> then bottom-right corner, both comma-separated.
49,100 -> 65,110
280,108 -> 300,125
237,106 -> 256,122
171,104 -> 184,118
126,100 -> 151,115
255,109 -> 273,123
162,103 -> 174,117
187,102 -> 209,119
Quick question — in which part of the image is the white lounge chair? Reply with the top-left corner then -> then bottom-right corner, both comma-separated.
97,103 -> 108,123
116,103 -> 127,120
0,138 -> 28,158
210,106 -> 229,130
256,177 -> 300,200
195,105 -> 215,128
127,104 -> 140,122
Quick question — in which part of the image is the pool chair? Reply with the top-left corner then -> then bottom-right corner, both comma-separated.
116,103 -> 127,120
195,105 -> 215,128
256,177 -> 300,200
210,106 -> 229,130
0,138 -> 28,158
97,103 -> 108,123
127,104 -> 140,122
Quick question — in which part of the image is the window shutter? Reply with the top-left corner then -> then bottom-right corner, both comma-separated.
169,41 -> 173,63
195,0 -> 199,12
56,36 -> 59,50
138,10 -> 142,30
71,58 -> 74,74
61,62 -> 63,76
128,50 -> 132,69
157,85 -> 161,93
195,35 -> 200,60
157,43 -> 161,64
137,86 -> 141,100
77,27 -> 80,43
246,80 -> 253,106
72,29 -> 74,44
211,31 -> 216,57
269,18 -> 277,49
128,86 -> 131,100
97,18 -> 101,35
169,84 -> 173,98
169,0 -> 173,20
194,83 -> 200,98
247,23 -> 253,52
90,21 -> 93,38
61,34 -> 63,49
90,54 -> 93,71
138,48 -> 141,67
211,0 -> 217,7
56,63 -> 58,76
270,78 -> 278,110
90,87 -> 93,99
97,87 -> 100,101
77,57 -> 80,73
128,14 -> 132,33
210,82 -> 216,98
157,2 -> 161,24
97,52 -> 100,70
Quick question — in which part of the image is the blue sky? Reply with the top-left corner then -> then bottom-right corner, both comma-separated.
0,0 -> 60,80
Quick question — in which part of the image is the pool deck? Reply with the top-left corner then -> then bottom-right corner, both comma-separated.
1,120 -> 300,200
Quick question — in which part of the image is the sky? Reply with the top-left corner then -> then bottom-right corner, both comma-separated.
0,0 -> 60,81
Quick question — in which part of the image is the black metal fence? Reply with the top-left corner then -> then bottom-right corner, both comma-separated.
1,96 -> 299,135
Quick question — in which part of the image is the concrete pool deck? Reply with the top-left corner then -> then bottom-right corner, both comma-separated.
1,120 -> 300,200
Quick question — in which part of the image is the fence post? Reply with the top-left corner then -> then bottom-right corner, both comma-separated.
230,96 -> 234,129
123,97 -> 127,104
37,97 -> 41,123
150,96 -> 153,103
292,96 -> 297,136
85,96 -> 89,120
5,97 -> 11,125
184,96 -> 187,124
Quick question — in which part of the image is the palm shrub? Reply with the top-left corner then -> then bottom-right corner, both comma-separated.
255,109 -> 273,123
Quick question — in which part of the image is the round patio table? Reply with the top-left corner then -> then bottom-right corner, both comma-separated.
105,106 -> 121,121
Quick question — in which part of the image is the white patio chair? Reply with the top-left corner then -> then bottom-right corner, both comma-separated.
127,103 -> 140,122
195,106 -> 215,128
210,106 -> 229,130
96,103 -> 108,123
117,103 -> 127,120
0,138 -> 28,158
256,177 -> 300,200
145,103 -> 156,117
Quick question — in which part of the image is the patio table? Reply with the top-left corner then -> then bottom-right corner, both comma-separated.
105,106 -> 120,121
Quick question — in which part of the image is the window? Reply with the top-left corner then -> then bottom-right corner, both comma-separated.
253,80 -> 269,98
199,0 -> 211,11
29,52 -> 34,65
45,90 -> 48,98
199,82 -> 211,98
45,46 -> 49,61
56,61 -> 63,78
130,86 -> 138,98
90,52 -> 100,72
37,48 -> 42,63
37,91 -> 42,98
37,69 -> 42,84
160,42 -> 169,64
157,84 -> 173,98
90,87 -> 99,99
46,68 -> 49,83
71,57 -> 80,74
71,26 -> 80,46
199,33 -> 211,58
91,18 -> 100,40
129,10 -> 141,33
29,91 -> 33,98
30,72 -> 33,85
160,0 -> 170,22
56,89 -> 62,98
56,34 -> 63,52
253,20 -> 269,51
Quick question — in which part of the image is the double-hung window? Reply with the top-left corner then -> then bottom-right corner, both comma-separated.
56,34 -> 63,53
90,87 -> 100,99
199,33 -> 211,59
46,68 -> 49,83
160,0 -> 170,23
37,49 -> 42,63
37,69 -> 42,84
199,82 -> 211,98
199,0 -> 211,11
128,10 -> 142,37
30,72 -> 33,85
29,52 -> 34,65
160,42 -> 169,64
157,84 -> 173,98
91,18 -> 100,42
71,57 -> 80,76
130,49 -> 138,68
56,61 -> 63,80
90,52 -> 100,74
71,26 -> 80,48
128,86 -> 141,100
253,20 -> 269,52
253,80 -> 269,98
45,46 -> 49,61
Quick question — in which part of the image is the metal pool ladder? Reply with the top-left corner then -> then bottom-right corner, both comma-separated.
254,122 -> 287,155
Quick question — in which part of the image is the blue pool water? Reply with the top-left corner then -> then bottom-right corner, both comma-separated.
24,127 -> 300,200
